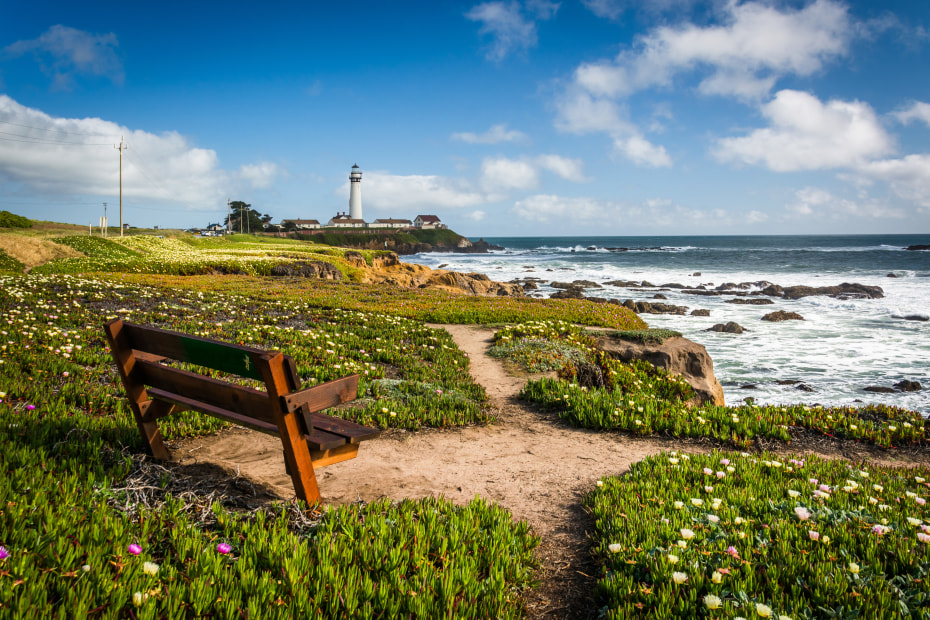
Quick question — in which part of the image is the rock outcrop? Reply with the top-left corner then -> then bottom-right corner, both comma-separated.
622,300 -> 689,315
347,252 -> 524,296
762,311 -> 804,322
596,334 -> 726,406
707,322 -> 745,334
270,261 -> 343,280
906,245 -> 930,251
725,298 -> 774,305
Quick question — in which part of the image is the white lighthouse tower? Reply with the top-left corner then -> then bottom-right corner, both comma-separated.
348,163 -> 363,221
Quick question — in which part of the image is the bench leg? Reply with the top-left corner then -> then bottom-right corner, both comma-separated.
134,401 -> 170,460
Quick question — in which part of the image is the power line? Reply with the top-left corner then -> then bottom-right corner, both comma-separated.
0,131 -> 111,146
0,119 -> 113,138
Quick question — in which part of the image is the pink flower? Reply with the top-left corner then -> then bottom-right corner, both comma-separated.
703,468 -> 713,475
794,506 -> 811,521
808,530 -> 820,541
726,546 -> 739,559
716,471 -> 726,479
917,533 -> 930,544
917,498 -> 927,506
25,405 -> 35,411
0,546 -> 9,560
719,459 -> 730,466
62,372 -> 69,377
128,544 -> 142,556
217,543 -> 232,554
871,525 -> 887,536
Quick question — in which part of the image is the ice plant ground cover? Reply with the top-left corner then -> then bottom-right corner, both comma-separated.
508,321 -> 926,449
40,233 -> 379,279
588,450 -> 930,618
0,273 -> 544,616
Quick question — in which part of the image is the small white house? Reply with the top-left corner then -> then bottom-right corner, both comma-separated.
370,218 -> 413,229
414,214 -> 444,229
282,219 -> 321,230
326,213 -> 367,228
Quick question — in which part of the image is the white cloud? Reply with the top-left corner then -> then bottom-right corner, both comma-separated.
480,156 -> 540,191
746,210 -> 768,223
465,1 -> 559,61
615,135 -> 672,167
512,194 -> 605,221
451,123 -> 527,144
534,154 -> 588,181
856,155 -> 930,209
581,0 -> 697,20
345,172 -> 489,211
787,186 -> 906,219
555,91 -> 671,167
0,95 -> 279,208
3,25 -> 123,90
238,162 -> 285,189
511,193 -> 728,227
465,210 -> 487,221
892,101 -> 930,127
572,0 -> 852,101
714,90 -> 894,172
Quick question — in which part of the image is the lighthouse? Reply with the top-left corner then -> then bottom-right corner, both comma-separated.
349,163 -> 363,221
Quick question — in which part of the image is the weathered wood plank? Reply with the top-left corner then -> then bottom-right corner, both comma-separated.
134,359 -> 274,425
309,444 -> 359,467
120,322 -> 270,380
146,388 -> 279,435
281,375 -> 360,413
259,353 -> 322,504
309,413 -> 381,443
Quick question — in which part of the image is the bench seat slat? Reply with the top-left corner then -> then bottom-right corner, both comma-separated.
309,413 -> 381,443
134,359 -> 274,425
146,388 -> 350,451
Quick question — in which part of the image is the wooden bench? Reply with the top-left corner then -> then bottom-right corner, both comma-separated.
104,319 -> 379,504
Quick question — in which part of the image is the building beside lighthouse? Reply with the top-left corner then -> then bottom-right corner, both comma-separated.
349,163 -> 363,220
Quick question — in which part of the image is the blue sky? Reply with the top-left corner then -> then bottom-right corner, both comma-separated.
1,0 -> 929,236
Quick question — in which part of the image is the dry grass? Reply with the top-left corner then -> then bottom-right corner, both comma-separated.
0,232 -> 82,268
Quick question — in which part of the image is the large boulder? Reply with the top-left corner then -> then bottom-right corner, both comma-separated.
707,322 -> 745,334
596,334 -> 726,406
622,300 -> 689,315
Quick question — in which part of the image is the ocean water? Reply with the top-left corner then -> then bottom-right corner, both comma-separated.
406,235 -> 930,415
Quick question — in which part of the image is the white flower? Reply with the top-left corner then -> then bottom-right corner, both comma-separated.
756,602 -> 773,617
677,540 -> 688,549
711,570 -> 722,583
691,498 -> 704,507
668,554 -> 679,564
848,562 -> 860,574
704,594 -> 723,610
907,517 -> 922,526
608,543 -> 622,553
680,528 -> 695,540
132,592 -> 145,607
788,490 -> 800,498
672,571 -> 687,584
794,506 -> 811,521
734,516 -> 745,525
142,562 -> 159,576
917,476 -> 926,483
596,480 -> 603,487
873,484 -> 884,492
704,485 -> 714,493
668,458 -> 680,464
707,514 -> 720,524
674,501 -> 684,509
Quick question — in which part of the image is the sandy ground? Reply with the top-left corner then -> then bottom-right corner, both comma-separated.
170,324 -> 928,619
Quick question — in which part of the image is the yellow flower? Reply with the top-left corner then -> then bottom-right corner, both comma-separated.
711,570 -> 722,584
848,562 -> 859,574
756,602 -> 773,617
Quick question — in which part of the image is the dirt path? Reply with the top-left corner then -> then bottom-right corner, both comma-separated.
172,324 -> 674,618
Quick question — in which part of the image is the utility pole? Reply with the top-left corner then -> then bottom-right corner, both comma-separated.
103,202 -> 108,238
115,137 -> 127,237
227,197 -> 231,236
